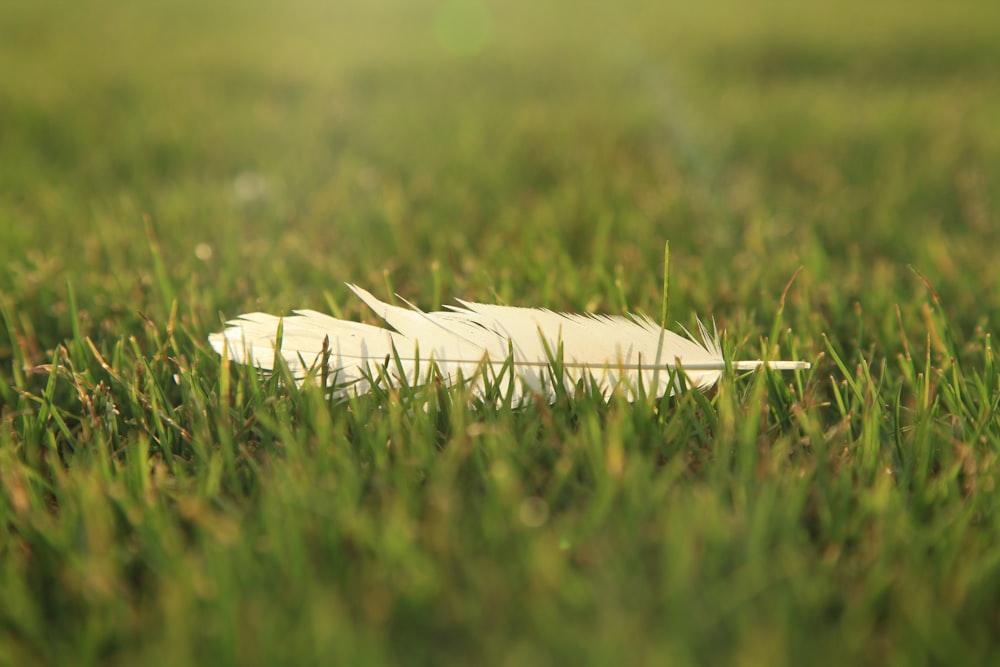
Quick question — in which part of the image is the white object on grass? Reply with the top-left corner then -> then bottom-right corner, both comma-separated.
209,284 -> 809,402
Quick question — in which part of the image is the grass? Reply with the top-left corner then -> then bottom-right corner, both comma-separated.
2,0 -> 1000,664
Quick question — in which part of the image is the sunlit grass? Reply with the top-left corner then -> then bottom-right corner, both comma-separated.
2,0 -> 1000,665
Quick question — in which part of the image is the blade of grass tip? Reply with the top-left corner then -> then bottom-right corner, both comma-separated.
821,340 -> 850,423
732,371 -> 768,478
660,241 -> 670,329
383,269 -> 395,305
140,360 -> 183,457
219,337 -> 231,410
912,268 -> 963,387
922,332 -> 932,411
323,291 -> 345,320
85,337 -> 127,395
790,340 -> 813,398
769,266 -> 803,349
431,260 -> 442,310
540,333 -> 567,402
65,279 -> 85,366
0,293 -> 27,391
35,350 -> 59,426
166,297 -> 179,351
822,333 -> 864,405
320,335 -> 331,390
41,348 -> 77,455
613,265 -> 628,313
145,215 -> 175,309
688,377 -> 718,430
275,315 -> 284,355
895,304 -> 912,364
652,241 -> 669,399
496,339 -> 517,409
0,359 -> 13,406
891,383 -> 905,472
983,334 -> 995,409
654,366 -> 681,414
392,340 -> 416,393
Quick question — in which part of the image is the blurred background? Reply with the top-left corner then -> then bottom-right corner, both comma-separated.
1,0 -> 998,339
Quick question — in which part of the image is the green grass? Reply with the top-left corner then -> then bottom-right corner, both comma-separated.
2,0 -> 1000,664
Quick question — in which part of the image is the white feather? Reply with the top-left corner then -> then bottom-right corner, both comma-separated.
208,284 -> 809,402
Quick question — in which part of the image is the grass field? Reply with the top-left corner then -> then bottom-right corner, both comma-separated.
2,0 -> 1000,664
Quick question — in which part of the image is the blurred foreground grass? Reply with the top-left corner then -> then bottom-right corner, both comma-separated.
1,0 -> 1000,665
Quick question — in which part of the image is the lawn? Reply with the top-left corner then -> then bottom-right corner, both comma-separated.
2,0 -> 1000,665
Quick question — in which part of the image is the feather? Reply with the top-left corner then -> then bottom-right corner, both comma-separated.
209,284 -> 809,402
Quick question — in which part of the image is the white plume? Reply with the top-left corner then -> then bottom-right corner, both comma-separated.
209,284 -> 809,403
